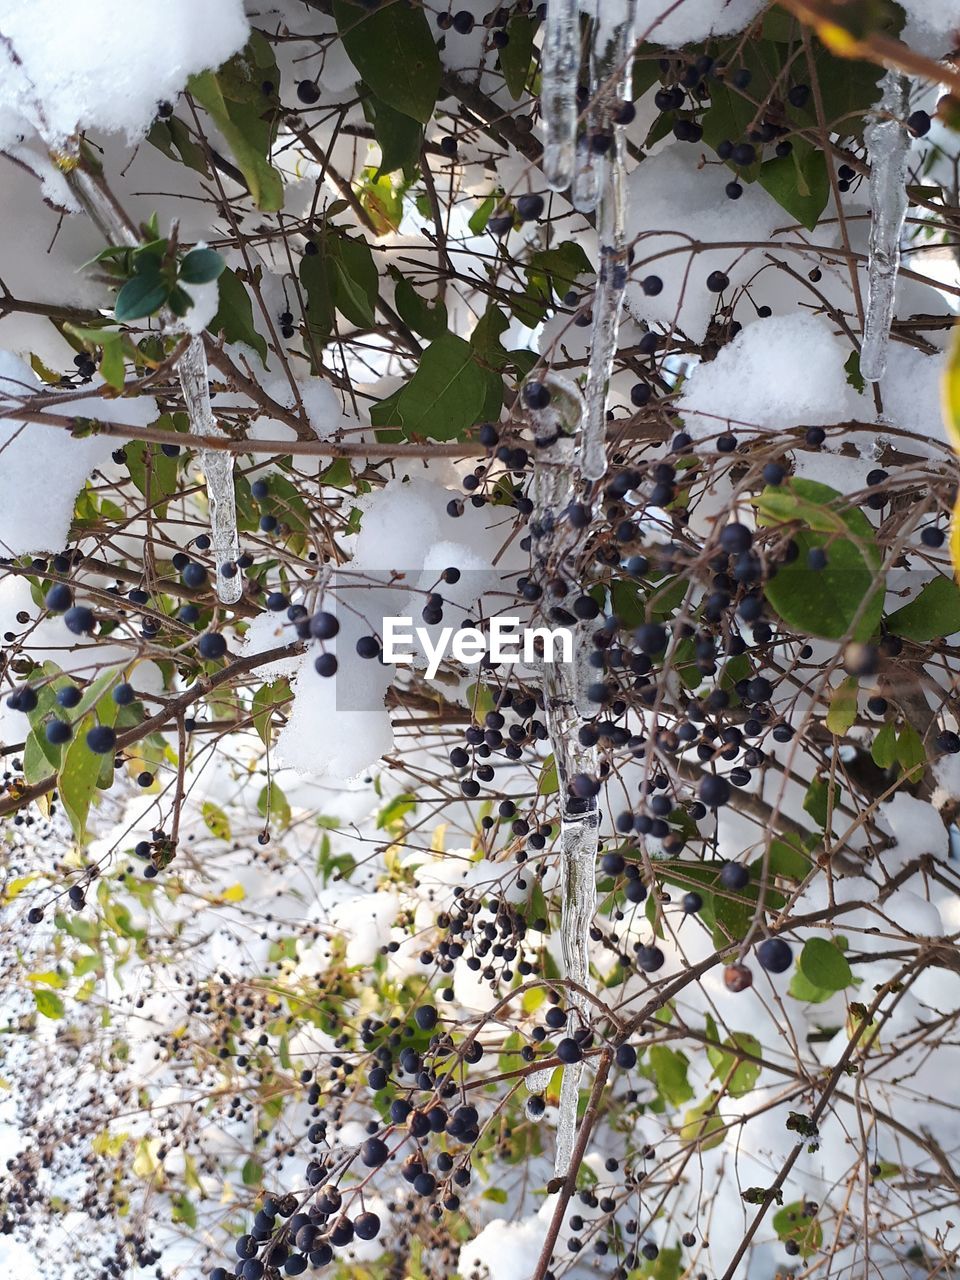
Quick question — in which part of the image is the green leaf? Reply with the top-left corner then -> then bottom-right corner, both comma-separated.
202,801 -> 231,842
797,937 -> 853,992
705,1022 -> 762,1097
393,275 -> 448,339
394,333 -> 487,441
209,267 -> 268,363
538,755 -> 559,796
679,1093 -> 725,1150
773,1201 -> 823,1259
147,114 -> 210,175
241,1157 -> 263,1186
362,90 -> 423,175
803,776 -> 838,830
58,674 -> 122,840
331,235 -> 378,326
886,576 -> 960,641
763,836 -> 814,882
376,792 -> 417,830
171,1194 -> 198,1229
871,721 -> 897,769
526,242 -> 593,300
333,0 -> 440,124
895,721 -> 926,776
845,350 -> 866,393
179,247 -> 226,285
499,15 -> 536,99
757,137 -> 829,231
257,783 -> 292,831
760,480 -> 882,642
252,680 -> 290,748
648,1045 -> 694,1107
469,195 -> 495,235
114,274 -> 169,322
34,989 -> 65,1020
188,33 -> 283,212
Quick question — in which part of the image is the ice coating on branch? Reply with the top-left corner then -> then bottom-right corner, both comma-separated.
542,0 -> 580,190
178,337 -> 242,606
529,374 -> 600,1174
0,0 -> 249,148
861,71 -> 911,383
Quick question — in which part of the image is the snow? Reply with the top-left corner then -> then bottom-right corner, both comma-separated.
239,610 -> 302,680
877,343 -> 947,442
458,1198 -> 555,1280
0,0 -> 249,149
635,0 -> 764,46
623,146 -> 786,343
676,315 -> 859,438
275,646 -> 394,781
0,351 -> 157,556
878,792 -> 949,867
900,0 -> 960,55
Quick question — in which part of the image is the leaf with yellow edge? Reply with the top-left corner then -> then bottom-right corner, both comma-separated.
941,323 -> 960,455
951,495 -> 960,582
221,883 -> 246,903
826,678 -> 859,734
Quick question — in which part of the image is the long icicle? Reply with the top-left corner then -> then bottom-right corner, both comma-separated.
860,70 -> 911,383
542,0 -> 580,191
61,157 -> 241,604
528,375 -> 600,1176
581,0 -> 636,480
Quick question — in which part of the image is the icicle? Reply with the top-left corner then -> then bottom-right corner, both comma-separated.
178,338 -> 242,605
542,0 -> 580,191
572,137 -> 599,213
861,70 -> 911,383
529,375 -> 601,1176
578,0 -> 635,481
581,151 -> 626,480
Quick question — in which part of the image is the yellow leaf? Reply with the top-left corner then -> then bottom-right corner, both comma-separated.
951,497 -> 960,581
825,678 -> 859,735
4,874 -> 37,902
27,970 -> 65,988
815,20 -> 863,56
941,324 -> 960,455
133,1137 -> 161,1179
221,883 -> 246,903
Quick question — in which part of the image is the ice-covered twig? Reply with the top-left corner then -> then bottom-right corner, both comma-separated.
60,158 -> 241,603
178,338 -> 242,604
542,0 -> 580,191
861,70 -> 911,383
576,1 -> 636,479
529,375 -> 600,1175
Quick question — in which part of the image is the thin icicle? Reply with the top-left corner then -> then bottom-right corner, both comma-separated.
580,0 -> 635,481
861,70 -> 911,383
582,149 -> 627,481
542,0 -> 580,191
178,338 -> 242,605
529,375 -> 601,1176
